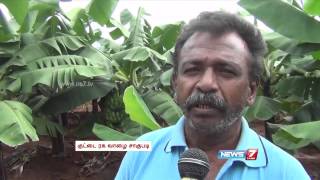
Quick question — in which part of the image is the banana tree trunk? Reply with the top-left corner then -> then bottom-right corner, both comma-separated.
51,113 -> 67,156
0,142 -> 7,180
92,99 -> 99,112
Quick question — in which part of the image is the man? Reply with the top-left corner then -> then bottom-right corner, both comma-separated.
115,11 -> 310,180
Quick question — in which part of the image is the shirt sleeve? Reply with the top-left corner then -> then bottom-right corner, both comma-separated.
115,152 -> 134,180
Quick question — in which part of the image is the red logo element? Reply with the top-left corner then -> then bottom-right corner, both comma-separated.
245,149 -> 258,160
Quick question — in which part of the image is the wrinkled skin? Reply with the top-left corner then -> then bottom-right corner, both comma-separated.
173,31 -> 257,136
172,31 -> 258,180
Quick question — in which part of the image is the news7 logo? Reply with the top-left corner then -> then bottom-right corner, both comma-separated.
218,149 -> 258,160
245,149 -> 258,160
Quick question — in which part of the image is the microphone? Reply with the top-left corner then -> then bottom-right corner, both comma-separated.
178,148 -> 210,180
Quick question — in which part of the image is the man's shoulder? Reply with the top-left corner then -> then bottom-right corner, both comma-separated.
116,125 -> 182,180
258,135 -> 309,178
259,135 -> 298,162
121,125 -> 176,168
136,125 -> 175,142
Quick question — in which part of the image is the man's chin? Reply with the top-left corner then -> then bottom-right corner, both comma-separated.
185,113 -> 239,135
186,115 -> 225,134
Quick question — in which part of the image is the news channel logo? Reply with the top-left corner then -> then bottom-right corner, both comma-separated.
217,149 -> 258,160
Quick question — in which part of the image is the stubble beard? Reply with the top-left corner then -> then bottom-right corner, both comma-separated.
186,106 -> 243,136
180,91 -> 244,135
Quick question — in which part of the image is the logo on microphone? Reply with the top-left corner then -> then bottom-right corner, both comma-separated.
218,149 -> 258,160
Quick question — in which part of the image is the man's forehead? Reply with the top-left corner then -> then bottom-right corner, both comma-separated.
181,32 -> 250,56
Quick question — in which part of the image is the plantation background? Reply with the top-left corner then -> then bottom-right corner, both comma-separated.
0,0 -> 320,179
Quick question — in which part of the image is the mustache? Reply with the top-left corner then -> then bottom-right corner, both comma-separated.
183,91 -> 226,111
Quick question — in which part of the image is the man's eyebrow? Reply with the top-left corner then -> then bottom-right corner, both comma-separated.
181,57 -> 241,68
217,60 -> 239,67
180,59 -> 203,68
216,60 -> 242,72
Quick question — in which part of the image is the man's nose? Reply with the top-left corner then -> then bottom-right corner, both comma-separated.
196,68 -> 218,93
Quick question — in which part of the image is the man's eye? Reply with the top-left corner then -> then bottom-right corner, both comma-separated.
223,69 -> 234,74
184,67 -> 200,74
220,69 -> 236,76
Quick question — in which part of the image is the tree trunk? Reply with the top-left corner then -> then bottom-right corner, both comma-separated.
51,113 -> 67,156
0,142 -> 7,180
92,99 -> 99,112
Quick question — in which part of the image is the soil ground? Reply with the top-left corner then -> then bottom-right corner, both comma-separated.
3,120 -> 319,180
4,137 -> 123,180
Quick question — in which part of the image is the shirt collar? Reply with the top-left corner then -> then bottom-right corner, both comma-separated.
233,117 -> 267,167
164,116 -> 187,152
164,116 -> 267,167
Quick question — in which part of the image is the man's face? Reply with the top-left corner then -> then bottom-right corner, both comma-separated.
173,32 -> 257,135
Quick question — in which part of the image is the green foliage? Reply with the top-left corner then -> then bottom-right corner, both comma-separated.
0,0 -> 115,147
5,55 -> 109,93
239,0 -> 320,43
8,0 -> 320,150
0,0 -> 183,145
109,18 -> 130,39
263,32 -> 320,56
240,0 -> 320,150
32,115 -> 64,137
273,121 -> 320,149
93,123 -> 135,140
111,46 -> 167,63
152,22 -> 184,54
0,10 -> 18,41
124,7 -> 151,48
304,0 -> 320,16
6,0 -> 320,153
90,7 -> 183,140
160,68 -> 173,86
88,0 -> 118,25
0,100 -> 38,147
123,86 -> 161,130
0,0 -> 29,25
41,77 -> 114,115
293,102 -> 320,123
245,96 -> 281,121
143,90 -> 182,125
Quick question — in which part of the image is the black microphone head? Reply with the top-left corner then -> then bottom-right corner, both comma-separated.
178,148 -> 210,180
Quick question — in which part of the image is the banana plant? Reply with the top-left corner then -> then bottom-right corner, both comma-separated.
93,8 -> 184,140
0,0 -> 116,147
240,0 -> 320,150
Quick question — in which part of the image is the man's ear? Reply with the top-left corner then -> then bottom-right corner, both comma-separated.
247,81 -> 257,106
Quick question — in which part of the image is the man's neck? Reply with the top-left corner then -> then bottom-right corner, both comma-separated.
184,118 -> 243,180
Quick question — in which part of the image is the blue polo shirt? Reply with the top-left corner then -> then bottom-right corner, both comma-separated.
115,116 -> 310,180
